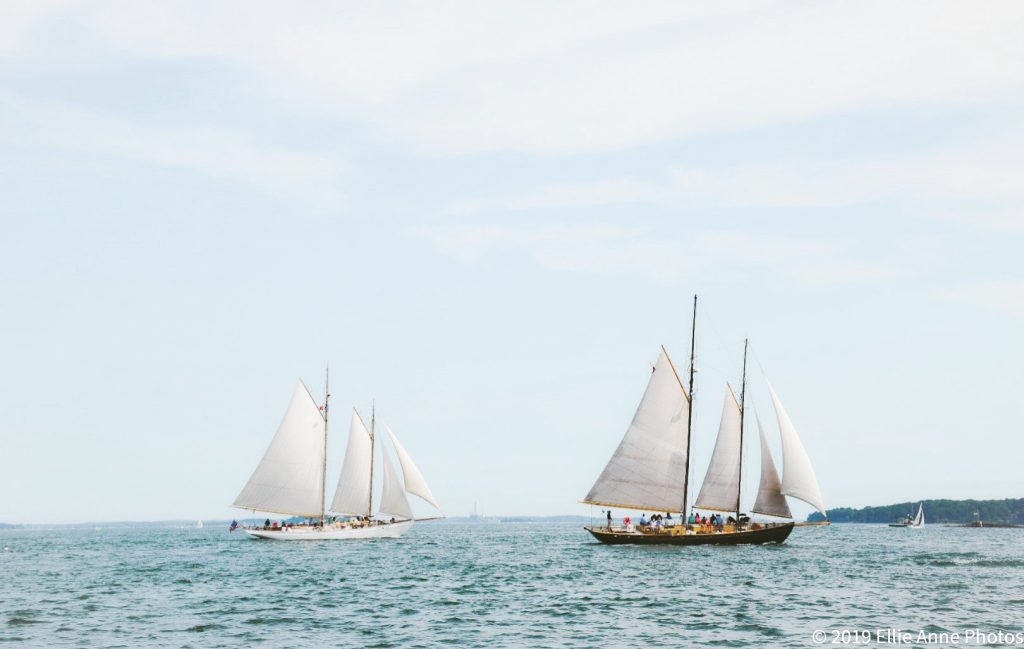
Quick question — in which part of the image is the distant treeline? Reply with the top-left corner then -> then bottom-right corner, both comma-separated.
809,498 -> 1024,524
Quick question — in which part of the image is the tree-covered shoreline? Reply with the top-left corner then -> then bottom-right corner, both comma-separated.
808,498 -> 1024,524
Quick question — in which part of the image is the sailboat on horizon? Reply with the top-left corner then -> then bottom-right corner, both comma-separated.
582,295 -> 827,546
889,502 -> 925,529
232,371 -> 443,540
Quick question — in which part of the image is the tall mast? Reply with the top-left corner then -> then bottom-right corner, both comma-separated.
367,400 -> 376,518
682,294 -> 697,518
737,338 -> 748,522
321,365 -> 330,525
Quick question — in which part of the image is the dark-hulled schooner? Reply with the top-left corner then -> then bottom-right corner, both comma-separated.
582,296 -> 826,546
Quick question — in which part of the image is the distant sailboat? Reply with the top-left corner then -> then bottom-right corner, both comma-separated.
890,502 -> 924,529
196,520 -> 203,529
232,371 -> 443,540
583,296 -> 826,546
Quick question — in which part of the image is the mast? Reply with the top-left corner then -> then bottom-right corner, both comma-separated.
367,400 -> 376,518
737,339 -> 748,522
321,366 -> 330,525
682,294 -> 697,518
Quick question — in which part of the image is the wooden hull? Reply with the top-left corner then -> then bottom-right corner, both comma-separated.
585,522 -> 795,546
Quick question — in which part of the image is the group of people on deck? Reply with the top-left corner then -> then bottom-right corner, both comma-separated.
605,509 -> 737,533
637,512 -> 673,530
687,512 -> 733,531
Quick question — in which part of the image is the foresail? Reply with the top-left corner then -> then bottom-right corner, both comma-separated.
330,410 -> 373,516
386,425 -> 441,510
914,503 -> 925,527
583,348 -> 690,513
233,381 -> 326,517
768,383 -> 826,515
751,413 -> 792,518
694,386 -> 742,513
378,440 -> 413,519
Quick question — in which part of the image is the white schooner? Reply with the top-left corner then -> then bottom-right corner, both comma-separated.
232,372 -> 442,540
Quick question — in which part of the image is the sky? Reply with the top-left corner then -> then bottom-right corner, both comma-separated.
1,1 -> 1022,524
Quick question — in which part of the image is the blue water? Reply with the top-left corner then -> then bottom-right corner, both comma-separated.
2,523 -> 1022,647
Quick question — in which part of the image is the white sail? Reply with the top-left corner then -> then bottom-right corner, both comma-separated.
911,503 -> 924,528
768,383 -> 826,514
386,425 -> 441,510
233,381 -> 326,517
751,413 -> 792,518
330,410 -> 374,516
378,440 -> 413,519
583,348 -> 690,513
694,386 -> 743,513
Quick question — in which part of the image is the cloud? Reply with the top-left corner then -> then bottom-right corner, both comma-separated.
936,280 -> 1024,317
414,224 -> 915,285
445,129 -> 1024,228
6,1 -> 1024,155
0,94 -> 345,209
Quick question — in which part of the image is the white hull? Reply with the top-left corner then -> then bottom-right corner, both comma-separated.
244,520 -> 413,540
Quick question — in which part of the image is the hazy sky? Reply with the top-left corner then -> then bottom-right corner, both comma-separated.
2,2 -> 1022,524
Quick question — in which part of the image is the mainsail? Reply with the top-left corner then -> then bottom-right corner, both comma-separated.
694,386 -> 742,513
377,440 -> 413,519
233,381 -> 326,517
583,348 -> 690,513
768,383 -> 826,514
751,413 -> 792,518
330,410 -> 374,516
911,503 -> 924,527
386,425 -> 441,509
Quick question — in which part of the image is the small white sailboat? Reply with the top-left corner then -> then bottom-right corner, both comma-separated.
890,502 -> 925,529
232,371 -> 442,541
195,520 -> 203,529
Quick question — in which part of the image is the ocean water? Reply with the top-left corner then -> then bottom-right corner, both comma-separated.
2,523 -> 1022,647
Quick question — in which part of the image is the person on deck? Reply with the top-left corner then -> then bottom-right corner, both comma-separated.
606,510 -> 613,529
687,512 -> 696,526
639,514 -> 649,526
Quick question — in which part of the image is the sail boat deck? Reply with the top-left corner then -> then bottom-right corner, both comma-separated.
245,520 -> 413,540
585,522 -> 794,545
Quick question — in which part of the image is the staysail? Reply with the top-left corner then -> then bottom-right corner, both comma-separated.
330,410 -> 374,516
751,413 -> 792,518
377,440 -> 414,519
694,386 -> 742,513
386,425 -> 441,509
583,348 -> 690,513
233,381 -> 326,517
768,383 -> 826,514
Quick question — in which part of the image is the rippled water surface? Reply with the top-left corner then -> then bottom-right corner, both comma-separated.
2,523 -> 1022,647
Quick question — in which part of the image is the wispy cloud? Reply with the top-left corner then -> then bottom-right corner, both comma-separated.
6,1 -> 1024,155
936,280 -> 1024,318
0,94 -> 345,209
415,224 -> 917,285
447,134 -> 1024,231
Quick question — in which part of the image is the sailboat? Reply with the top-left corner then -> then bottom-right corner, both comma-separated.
582,296 -> 826,546
195,520 -> 203,529
232,372 -> 443,540
889,502 -> 925,528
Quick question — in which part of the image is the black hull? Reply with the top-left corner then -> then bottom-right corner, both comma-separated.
585,523 -> 795,546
